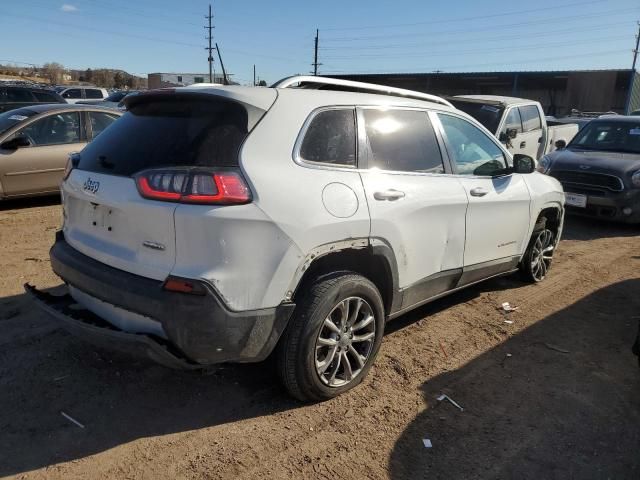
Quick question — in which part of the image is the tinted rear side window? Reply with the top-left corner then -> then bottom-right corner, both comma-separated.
519,105 -> 542,131
85,89 -> 104,99
77,97 -> 249,176
6,89 -> 34,102
299,109 -> 356,166
363,109 -> 444,173
32,91 -> 61,102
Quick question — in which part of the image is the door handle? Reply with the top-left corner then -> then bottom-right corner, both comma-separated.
469,187 -> 489,197
373,189 -> 405,201
520,141 -> 526,148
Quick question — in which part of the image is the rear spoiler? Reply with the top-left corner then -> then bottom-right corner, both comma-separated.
123,89 -> 278,131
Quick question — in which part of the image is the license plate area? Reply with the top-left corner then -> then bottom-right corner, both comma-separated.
89,202 -> 116,231
565,192 -> 587,208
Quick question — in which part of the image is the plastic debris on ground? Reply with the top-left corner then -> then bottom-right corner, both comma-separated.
422,438 -> 433,448
499,302 -> 519,312
61,411 -> 85,429
437,393 -> 464,412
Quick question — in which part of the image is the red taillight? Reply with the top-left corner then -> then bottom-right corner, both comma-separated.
163,276 -> 206,295
134,169 -> 251,205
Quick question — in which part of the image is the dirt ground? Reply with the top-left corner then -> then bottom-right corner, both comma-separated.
0,196 -> 639,480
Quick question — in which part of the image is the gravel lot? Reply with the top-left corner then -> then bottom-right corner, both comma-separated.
1,196 -> 638,480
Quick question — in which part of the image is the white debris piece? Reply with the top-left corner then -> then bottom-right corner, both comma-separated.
437,394 -> 464,412
500,302 -> 519,312
61,411 -> 85,429
422,438 -> 433,448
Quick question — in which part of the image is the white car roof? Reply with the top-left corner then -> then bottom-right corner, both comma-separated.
455,95 -> 537,106
179,84 -> 458,113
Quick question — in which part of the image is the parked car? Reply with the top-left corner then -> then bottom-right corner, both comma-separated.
0,104 -> 121,199
56,86 -> 109,104
449,96 -> 579,161
27,76 -> 564,401
77,90 -> 139,110
538,116 -> 640,223
0,86 -> 65,114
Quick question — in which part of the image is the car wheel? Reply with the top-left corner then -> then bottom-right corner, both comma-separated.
277,272 -> 385,402
520,218 -> 555,283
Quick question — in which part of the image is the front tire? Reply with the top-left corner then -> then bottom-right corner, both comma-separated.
520,218 -> 556,282
277,273 -> 385,402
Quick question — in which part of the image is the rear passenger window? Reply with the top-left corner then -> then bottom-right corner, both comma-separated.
299,109 -> 356,167
62,89 -> 82,99
85,89 -> 104,99
519,105 -> 542,131
6,89 -> 34,102
363,109 -> 444,173
89,111 -> 119,138
33,91 -> 60,102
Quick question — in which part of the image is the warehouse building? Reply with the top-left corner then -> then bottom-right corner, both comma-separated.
148,72 -> 228,89
332,69 -> 640,115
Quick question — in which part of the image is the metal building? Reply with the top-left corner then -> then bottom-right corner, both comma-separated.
148,72 -> 228,89
332,69 -> 640,115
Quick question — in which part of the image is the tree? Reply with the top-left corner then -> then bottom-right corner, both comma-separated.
113,71 -> 124,89
257,80 -> 267,87
41,62 -> 65,84
85,68 -> 93,82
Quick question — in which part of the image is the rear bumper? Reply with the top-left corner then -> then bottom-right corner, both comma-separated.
564,188 -> 640,224
30,232 -> 295,368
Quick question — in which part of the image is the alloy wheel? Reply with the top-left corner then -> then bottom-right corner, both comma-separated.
530,228 -> 555,281
314,296 -> 376,387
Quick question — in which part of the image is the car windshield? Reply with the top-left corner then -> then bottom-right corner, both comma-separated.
569,120 -> 640,154
0,108 -> 38,136
449,100 -> 504,134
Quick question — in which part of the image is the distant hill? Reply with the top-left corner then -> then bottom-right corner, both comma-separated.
68,68 -> 147,89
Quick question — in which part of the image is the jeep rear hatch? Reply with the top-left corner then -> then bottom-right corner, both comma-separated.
62,89 -> 276,281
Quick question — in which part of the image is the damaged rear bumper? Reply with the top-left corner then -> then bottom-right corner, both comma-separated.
27,233 -> 296,369
25,284 -> 201,369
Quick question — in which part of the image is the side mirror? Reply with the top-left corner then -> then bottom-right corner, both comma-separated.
513,154 -> 536,174
0,136 -> 31,150
554,139 -> 566,150
506,128 -> 518,139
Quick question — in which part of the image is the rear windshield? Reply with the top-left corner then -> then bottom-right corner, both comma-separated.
0,108 -> 38,136
77,97 -> 249,176
449,100 -> 504,134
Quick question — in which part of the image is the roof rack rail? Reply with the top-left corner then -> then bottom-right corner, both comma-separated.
272,75 -> 453,108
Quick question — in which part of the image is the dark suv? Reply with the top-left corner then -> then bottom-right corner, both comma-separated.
0,86 -> 65,113
539,116 -> 640,223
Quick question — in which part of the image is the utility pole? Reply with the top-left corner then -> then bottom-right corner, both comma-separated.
215,42 -> 228,85
625,22 -> 640,114
205,4 -> 214,83
253,64 -> 256,86
312,29 -> 321,76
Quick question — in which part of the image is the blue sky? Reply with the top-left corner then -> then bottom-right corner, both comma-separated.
1,0 -> 639,85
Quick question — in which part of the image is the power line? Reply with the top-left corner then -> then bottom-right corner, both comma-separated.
321,0 -> 603,31
321,35 -> 631,61
21,0 -> 203,35
318,21 -> 635,52
321,8 -> 640,42
4,12 -> 204,48
322,49 -> 629,74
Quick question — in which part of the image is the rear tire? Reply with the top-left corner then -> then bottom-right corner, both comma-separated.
520,217 -> 556,283
277,272 -> 385,402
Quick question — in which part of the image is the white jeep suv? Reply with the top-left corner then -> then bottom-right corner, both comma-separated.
28,77 -> 564,401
